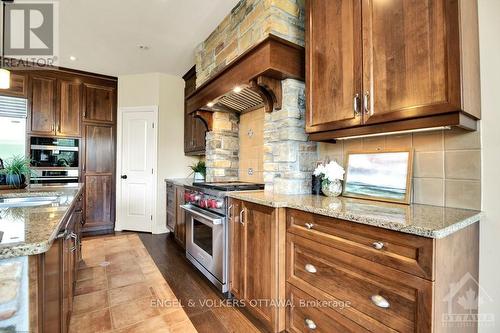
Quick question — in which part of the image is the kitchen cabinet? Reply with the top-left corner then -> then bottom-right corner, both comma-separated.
306,0 -> 480,138
82,123 -> 115,233
174,185 -> 186,248
58,79 -> 82,137
29,74 -> 82,137
166,181 -> 175,231
29,75 -> 57,135
31,191 -> 84,333
285,208 -> 479,333
83,83 -> 116,124
183,65 -> 207,156
0,72 -> 28,98
228,199 -> 286,333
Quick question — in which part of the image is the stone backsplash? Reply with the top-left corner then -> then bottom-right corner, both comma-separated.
195,0 -> 305,87
205,112 -> 240,182
318,128 -> 482,210
264,79 -> 318,194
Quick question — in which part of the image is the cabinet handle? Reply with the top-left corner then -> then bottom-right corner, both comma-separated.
56,230 -> 67,239
304,318 -> 317,330
239,209 -> 245,225
57,123 -> 61,133
305,264 -> 317,273
228,204 -> 233,219
305,223 -> 314,230
371,295 -> 390,308
364,91 -> 372,115
353,93 -> 361,116
372,241 -> 384,250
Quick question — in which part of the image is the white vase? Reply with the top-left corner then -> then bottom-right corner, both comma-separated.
322,179 -> 342,197
194,172 -> 205,182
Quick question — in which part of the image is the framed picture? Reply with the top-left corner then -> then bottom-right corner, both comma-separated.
343,150 -> 414,204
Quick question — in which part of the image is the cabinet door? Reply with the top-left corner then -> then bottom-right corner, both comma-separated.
184,111 -> 194,153
84,124 -> 114,173
306,0 -> 362,133
193,117 -> 207,152
362,0 -> 460,124
84,175 -> 114,231
243,202 -> 281,332
30,75 -> 56,134
0,73 -> 27,98
58,80 -> 82,137
174,186 -> 186,248
83,83 -> 116,123
42,237 -> 62,333
229,199 -> 244,300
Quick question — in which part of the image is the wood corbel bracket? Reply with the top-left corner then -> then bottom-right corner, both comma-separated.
193,111 -> 213,131
250,76 -> 282,113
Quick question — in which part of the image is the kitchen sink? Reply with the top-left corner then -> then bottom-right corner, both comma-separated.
0,196 -> 58,208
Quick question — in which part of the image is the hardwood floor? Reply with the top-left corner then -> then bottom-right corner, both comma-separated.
138,232 -> 267,333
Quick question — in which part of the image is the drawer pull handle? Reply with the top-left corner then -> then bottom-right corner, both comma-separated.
372,241 -> 385,250
305,264 -> 317,273
305,223 -> 314,229
304,318 -> 317,330
371,295 -> 390,308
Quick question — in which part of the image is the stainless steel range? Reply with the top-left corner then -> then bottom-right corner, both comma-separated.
181,182 -> 264,294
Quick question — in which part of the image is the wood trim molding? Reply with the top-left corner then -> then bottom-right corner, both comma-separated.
250,76 -> 283,112
194,111 -> 213,131
308,112 -> 477,142
186,35 -> 304,118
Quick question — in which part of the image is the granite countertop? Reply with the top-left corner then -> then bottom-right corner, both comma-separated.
165,178 -> 194,187
227,191 -> 481,239
0,184 -> 85,259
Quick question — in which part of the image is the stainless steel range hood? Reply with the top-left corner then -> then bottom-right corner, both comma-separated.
200,86 -> 264,114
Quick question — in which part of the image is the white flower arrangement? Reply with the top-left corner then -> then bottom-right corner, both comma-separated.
313,161 -> 345,185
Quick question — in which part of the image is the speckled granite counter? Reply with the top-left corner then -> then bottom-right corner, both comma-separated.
165,178 -> 194,187
0,184 -> 84,259
227,191 -> 481,239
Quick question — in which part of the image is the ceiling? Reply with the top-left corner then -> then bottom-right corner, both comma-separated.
57,0 -> 240,77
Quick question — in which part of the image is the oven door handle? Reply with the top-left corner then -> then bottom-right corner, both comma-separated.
180,204 -> 224,225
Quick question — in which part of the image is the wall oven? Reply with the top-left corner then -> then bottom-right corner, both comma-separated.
182,203 -> 227,293
30,137 -> 80,185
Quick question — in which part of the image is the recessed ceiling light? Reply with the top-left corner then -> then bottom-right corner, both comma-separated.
233,86 -> 243,93
69,56 -> 77,61
137,45 -> 150,50
207,102 -> 215,107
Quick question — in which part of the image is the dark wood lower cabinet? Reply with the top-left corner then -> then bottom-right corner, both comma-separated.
174,185 -> 186,249
228,199 -> 479,333
31,191 -> 84,333
84,175 -> 114,233
228,199 -> 286,333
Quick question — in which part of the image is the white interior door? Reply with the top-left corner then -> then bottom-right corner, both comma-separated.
119,110 -> 156,232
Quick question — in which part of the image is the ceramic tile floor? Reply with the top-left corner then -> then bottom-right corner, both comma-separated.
69,234 -> 197,333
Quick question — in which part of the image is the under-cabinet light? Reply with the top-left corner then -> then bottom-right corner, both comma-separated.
206,102 -> 215,107
334,126 -> 451,140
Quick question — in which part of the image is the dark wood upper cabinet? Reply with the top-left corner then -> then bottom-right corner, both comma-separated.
183,66 -> 207,155
84,124 -> 114,173
30,75 -> 57,135
58,80 -> 82,137
0,73 -> 28,98
83,83 -> 116,123
306,0 -> 363,133
306,0 -> 480,137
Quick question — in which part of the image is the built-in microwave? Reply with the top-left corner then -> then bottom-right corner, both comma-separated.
30,137 -> 79,168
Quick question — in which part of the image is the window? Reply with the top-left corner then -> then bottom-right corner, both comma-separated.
0,96 -> 28,161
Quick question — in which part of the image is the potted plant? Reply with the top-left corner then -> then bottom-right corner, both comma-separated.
190,160 -> 206,182
0,155 -> 32,189
313,160 -> 345,197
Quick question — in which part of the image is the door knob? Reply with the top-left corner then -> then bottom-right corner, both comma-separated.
121,175 -> 128,179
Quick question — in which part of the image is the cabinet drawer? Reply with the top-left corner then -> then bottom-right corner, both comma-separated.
287,234 -> 432,333
287,284 -> 370,333
287,209 -> 434,280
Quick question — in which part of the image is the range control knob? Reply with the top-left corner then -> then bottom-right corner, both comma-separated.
215,201 -> 223,209
194,195 -> 201,201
